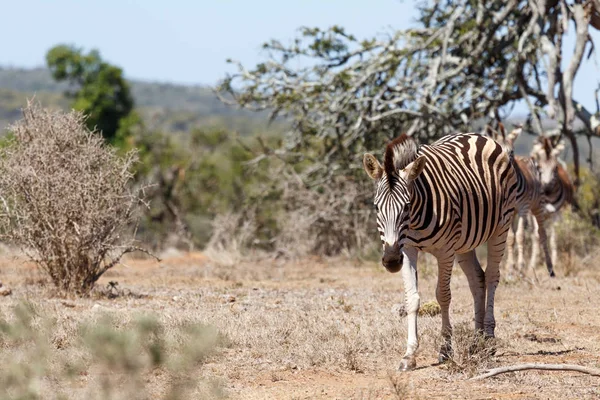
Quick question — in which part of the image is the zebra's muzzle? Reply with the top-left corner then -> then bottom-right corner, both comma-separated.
382,243 -> 403,273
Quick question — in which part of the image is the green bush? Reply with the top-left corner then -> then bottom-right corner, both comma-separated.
0,302 -> 223,400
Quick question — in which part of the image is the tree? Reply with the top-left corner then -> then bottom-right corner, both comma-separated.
46,44 -> 136,144
217,0 -> 600,187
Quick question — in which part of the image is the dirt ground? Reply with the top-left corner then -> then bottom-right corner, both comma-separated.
0,249 -> 599,399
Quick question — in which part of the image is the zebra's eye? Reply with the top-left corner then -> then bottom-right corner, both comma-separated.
373,203 -> 379,212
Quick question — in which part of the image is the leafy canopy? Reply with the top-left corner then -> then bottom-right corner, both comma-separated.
46,44 -> 136,144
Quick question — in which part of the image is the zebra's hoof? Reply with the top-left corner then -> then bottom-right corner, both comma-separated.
549,270 -> 556,278
399,357 -> 416,371
438,343 -> 452,363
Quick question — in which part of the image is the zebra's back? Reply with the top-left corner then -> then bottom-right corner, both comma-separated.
407,133 -> 517,254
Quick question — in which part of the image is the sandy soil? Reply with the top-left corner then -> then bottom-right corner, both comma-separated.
0,250 -> 599,399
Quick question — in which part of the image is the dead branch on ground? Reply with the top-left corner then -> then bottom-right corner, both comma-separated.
470,363 -> 600,380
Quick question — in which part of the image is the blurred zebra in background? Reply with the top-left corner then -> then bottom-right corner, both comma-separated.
484,124 -> 555,278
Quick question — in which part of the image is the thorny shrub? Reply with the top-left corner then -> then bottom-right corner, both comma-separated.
204,166 -> 378,264
275,174 -> 376,258
442,322 -> 500,377
0,103 -> 150,294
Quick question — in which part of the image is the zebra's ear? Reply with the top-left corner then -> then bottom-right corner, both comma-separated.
552,141 -> 565,157
363,153 -> 383,180
405,155 -> 426,182
507,125 -> 522,146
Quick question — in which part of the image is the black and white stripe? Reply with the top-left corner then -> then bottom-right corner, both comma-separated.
364,132 -> 517,371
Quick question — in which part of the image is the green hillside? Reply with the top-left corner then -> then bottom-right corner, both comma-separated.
0,66 -> 268,133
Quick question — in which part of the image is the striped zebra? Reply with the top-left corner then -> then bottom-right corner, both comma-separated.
484,124 -> 555,277
529,136 -> 576,269
363,133 -> 517,371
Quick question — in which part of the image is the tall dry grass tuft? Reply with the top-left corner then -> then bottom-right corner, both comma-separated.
442,322 -> 500,377
0,102 -> 151,295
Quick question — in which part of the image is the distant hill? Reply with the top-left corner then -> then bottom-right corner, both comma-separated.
1,66 -> 598,164
0,66 -> 271,134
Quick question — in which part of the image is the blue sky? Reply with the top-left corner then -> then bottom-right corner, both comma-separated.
2,0 -> 600,112
2,0 -> 414,84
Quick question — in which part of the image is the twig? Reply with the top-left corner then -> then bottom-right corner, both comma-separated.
470,363 -> 600,380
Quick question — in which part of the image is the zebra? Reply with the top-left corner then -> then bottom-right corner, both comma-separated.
529,136 -> 576,269
363,132 -> 517,371
484,124 -> 555,278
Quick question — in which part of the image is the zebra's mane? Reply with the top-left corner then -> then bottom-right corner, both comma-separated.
383,134 -> 418,186
541,136 -> 553,158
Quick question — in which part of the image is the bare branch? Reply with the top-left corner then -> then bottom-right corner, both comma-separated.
470,363 -> 600,380
215,0 -> 600,186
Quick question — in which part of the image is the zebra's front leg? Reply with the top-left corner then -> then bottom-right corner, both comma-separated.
529,215 -> 540,270
515,213 -> 526,273
549,216 -> 558,268
399,246 -> 419,371
530,209 -> 554,277
434,253 -> 455,363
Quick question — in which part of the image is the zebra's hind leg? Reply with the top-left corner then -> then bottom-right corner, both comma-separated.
529,214 -> 540,271
399,246 -> 420,372
549,216 -> 558,268
505,217 -> 516,273
456,250 -> 485,333
433,252 -> 456,363
483,230 -> 510,338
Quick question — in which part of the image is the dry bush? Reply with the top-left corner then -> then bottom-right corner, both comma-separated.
204,174 -> 377,263
553,212 -> 598,257
387,372 -> 421,400
274,174 -> 376,258
203,209 -> 258,266
0,103 -> 149,294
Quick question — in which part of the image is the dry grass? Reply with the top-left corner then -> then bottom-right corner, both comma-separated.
0,249 -> 599,399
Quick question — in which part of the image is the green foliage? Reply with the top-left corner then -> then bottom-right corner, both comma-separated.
0,302 -> 223,399
133,127 -> 279,249
46,45 -> 135,143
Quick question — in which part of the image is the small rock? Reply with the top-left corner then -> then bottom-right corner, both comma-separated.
61,301 -> 76,308
172,296 -> 180,302
0,287 -> 12,296
91,303 -> 102,312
